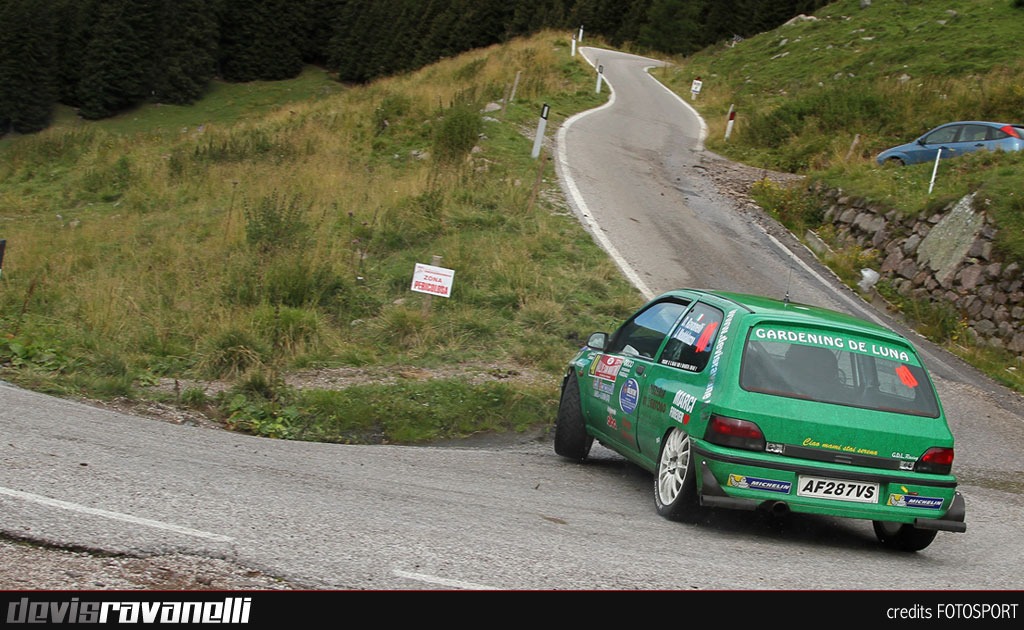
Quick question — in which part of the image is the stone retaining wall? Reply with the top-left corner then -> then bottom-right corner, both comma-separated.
810,182 -> 1024,355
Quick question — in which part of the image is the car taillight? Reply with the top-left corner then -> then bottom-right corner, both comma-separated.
1000,125 -> 1021,139
915,447 -> 954,475
706,414 -> 766,452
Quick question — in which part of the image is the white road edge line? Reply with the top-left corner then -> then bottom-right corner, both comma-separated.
642,65 -> 708,151
556,49 -> 656,300
392,569 -> 497,590
0,486 -> 234,543
570,50 -> 957,376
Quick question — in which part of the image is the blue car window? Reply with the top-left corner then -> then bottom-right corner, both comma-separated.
960,125 -> 990,142
924,126 -> 960,144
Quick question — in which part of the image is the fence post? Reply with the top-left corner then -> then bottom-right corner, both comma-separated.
845,134 -> 861,162
928,147 -> 945,194
421,255 -> 442,318
509,70 -> 521,104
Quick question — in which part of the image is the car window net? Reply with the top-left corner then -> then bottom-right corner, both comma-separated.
740,337 -> 940,417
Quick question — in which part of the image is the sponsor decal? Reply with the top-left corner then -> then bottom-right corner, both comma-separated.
728,474 -> 792,494
888,493 -> 944,509
645,398 -> 667,413
702,309 -> 737,402
593,380 -> 614,395
695,321 -> 719,353
752,327 -> 917,365
672,390 -> 696,412
895,364 -> 919,388
593,391 -> 611,402
594,355 -> 624,382
649,384 -> 667,398
669,407 -> 689,424
891,452 -> 917,461
801,437 -> 879,457
662,359 -> 699,371
619,378 -> 640,414
606,413 -> 617,430
669,390 -> 697,424
621,358 -> 635,370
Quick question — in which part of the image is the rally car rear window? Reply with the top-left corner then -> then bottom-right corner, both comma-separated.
739,325 -> 940,418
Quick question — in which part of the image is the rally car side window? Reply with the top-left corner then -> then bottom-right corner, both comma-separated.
606,300 -> 689,359
658,302 -> 724,373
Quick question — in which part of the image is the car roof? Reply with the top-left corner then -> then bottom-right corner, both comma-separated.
932,120 -> 1017,128
659,289 -> 905,340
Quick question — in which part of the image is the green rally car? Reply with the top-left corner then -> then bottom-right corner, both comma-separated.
555,289 -> 965,551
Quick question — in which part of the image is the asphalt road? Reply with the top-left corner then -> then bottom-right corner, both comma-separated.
1,48 -> 1023,589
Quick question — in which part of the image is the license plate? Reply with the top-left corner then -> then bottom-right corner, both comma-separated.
796,476 -> 878,503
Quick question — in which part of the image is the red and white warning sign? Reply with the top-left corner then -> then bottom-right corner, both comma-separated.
411,262 -> 455,298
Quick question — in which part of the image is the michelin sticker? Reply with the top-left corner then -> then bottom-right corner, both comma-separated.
887,494 -> 944,509
728,474 -> 792,494
619,378 -> 640,414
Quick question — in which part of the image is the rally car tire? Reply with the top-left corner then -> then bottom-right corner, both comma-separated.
872,520 -> 938,552
554,374 -> 593,461
654,428 -> 698,521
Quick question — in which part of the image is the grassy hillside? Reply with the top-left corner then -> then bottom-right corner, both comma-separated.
0,32 -> 641,442
652,0 -> 1024,390
654,0 -> 1024,258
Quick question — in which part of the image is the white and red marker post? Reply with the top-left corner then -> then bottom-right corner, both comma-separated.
531,103 -> 550,159
595,64 -> 604,93
724,104 -> 736,140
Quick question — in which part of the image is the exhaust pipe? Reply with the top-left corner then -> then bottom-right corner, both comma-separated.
761,500 -> 790,517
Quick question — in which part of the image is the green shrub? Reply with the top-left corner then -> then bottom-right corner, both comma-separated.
432,102 -> 482,165
198,329 -> 267,379
244,192 -> 310,254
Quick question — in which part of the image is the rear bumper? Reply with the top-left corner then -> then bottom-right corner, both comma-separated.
694,442 -> 965,532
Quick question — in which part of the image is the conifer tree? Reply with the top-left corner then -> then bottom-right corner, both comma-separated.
152,0 -> 218,104
77,0 -> 150,119
0,0 -> 58,133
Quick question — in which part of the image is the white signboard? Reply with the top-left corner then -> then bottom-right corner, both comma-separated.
411,263 -> 455,298
690,79 -> 703,94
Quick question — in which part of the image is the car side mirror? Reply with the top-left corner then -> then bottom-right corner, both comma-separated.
917,138 -> 926,146
587,332 -> 608,351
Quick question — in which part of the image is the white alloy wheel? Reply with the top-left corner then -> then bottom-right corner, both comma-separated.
657,429 -> 691,506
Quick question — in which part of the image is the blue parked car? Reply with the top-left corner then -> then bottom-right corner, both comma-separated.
876,121 -> 1024,166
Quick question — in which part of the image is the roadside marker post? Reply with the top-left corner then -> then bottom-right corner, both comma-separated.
528,147 -> 546,212
596,65 -> 604,93
690,76 -> 703,101
571,35 -> 576,57
578,25 -> 584,43
531,103 -> 550,159
724,105 -> 735,140
0,239 -> 5,280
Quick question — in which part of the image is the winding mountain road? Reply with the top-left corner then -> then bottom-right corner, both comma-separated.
1,48 -> 1022,589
